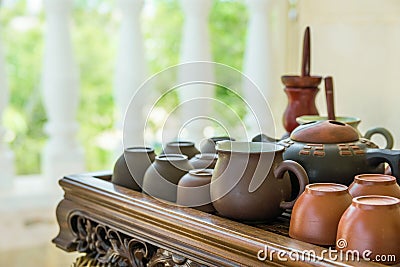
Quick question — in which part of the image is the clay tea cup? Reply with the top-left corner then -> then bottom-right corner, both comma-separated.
112,147 -> 156,191
336,195 -> 400,265
348,174 -> 400,199
161,141 -> 200,159
142,154 -> 193,202
189,153 -> 218,169
199,136 -> 235,154
177,169 -> 216,213
289,183 -> 352,246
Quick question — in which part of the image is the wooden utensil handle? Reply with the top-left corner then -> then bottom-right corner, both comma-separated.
301,27 -> 311,76
324,76 -> 336,120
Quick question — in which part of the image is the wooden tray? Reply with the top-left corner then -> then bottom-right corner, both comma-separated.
53,171 -> 385,267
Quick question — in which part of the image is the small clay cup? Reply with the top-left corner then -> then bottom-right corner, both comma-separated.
177,169 -> 216,213
142,154 -> 193,202
189,153 -> 218,169
161,141 -> 200,159
348,174 -> 400,199
112,147 -> 156,191
199,136 -> 235,154
289,183 -> 352,246
336,195 -> 400,265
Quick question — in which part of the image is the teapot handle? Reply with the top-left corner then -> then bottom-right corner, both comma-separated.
364,127 -> 394,149
274,160 -> 309,209
366,149 -> 400,184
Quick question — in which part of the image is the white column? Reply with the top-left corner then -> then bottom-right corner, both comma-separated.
178,0 -> 214,144
0,33 -> 14,191
242,0 -> 274,137
41,0 -> 84,182
114,0 -> 147,149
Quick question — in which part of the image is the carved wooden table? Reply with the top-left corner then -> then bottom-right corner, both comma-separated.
53,171 -> 385,267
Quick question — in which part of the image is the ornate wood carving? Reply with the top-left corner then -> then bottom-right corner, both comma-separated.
69,214 -> 204,267
148,249 -> 205,267
70,214 -> 156,266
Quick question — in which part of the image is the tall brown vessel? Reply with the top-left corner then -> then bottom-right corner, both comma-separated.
282,27 -> 322,133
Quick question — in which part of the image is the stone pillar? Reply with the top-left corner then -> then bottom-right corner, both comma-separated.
178,0 -> 214,144
41,0 -> 84,182
242,0 -> 275,137
114,0 -> 147,149
0,32 -> 14,190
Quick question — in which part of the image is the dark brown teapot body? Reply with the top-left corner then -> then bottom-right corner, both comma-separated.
278,121 -> 400,185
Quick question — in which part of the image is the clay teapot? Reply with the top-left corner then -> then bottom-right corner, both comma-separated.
278,120 -> 400,185
296,115 -> 394,149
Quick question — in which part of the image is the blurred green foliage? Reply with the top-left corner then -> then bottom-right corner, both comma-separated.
1,0 -> 247,175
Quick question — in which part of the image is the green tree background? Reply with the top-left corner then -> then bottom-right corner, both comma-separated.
1,0 -> 248,175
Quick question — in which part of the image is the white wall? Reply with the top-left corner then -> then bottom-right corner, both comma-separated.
284,0 -> 400,148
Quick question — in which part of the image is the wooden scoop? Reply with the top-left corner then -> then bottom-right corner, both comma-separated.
301,26 -> 311,77
324,76 -> 336,120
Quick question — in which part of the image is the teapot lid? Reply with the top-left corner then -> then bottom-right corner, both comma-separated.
290,120 -> 359,143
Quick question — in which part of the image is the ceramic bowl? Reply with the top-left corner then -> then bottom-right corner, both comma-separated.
289,183 -> 352,246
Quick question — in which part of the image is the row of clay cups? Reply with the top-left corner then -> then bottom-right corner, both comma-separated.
111,140 -> 225,204
289,174 -> 400,265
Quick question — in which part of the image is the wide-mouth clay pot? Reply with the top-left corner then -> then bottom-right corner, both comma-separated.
289,183 -> 352,246
336,195 -> 400,265
279,120 -> 400,185
296,115 -> 393,149
348,174 -> 400,198
161,141 -> 200,159
210,141 -> 309,222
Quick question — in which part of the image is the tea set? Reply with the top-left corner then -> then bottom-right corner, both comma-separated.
110,27 -> 400,265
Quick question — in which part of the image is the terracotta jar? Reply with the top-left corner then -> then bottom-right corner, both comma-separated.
296,115 -> 394,149
289,183 -> 352,246
189,153 -> 218,169
177,169 -> 215,213
282,77 -> 321,133
161,141 -> 200,159
142,154 -> 193,202
199,136 -> 235,154
279,120 -> 400,185
112,147 -> 156,191
337,195 -> 400,265
348,174 -> 400,199
210,141 -> 309,222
